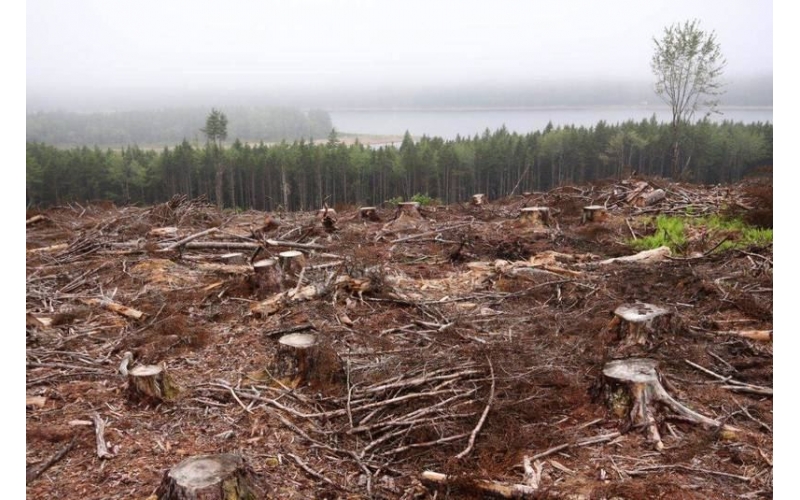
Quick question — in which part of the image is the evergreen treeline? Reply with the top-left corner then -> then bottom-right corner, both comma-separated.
26,117 -> 772,210
26,107 -> 333,147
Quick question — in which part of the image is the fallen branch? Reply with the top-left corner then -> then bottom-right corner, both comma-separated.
158,227 -> 219,252
92,412 -> 114,459
266,239 -> 327,250
26,215 -> 47,226
26,436 -> 76,484
82,298 -> 144,320
421,470 -> 539,499
684,359 -> 773,396
455,357 -> 495,459
530,431 -> 622,460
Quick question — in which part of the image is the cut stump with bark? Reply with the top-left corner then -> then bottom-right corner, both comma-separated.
252,258 -> 282,294
156,454 -> 261,500
519,207 -> 550,227
582,205 -> 607,224
272,333 -> 319,387
602,358 -> 738,451
609,303 -> 671,348
472,193 -> 486,206
397,201 -> 421,217
278,251 -> 305,287
128,364 -> 180,403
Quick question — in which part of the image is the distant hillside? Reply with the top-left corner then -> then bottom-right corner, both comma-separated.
26,106 -> 333,147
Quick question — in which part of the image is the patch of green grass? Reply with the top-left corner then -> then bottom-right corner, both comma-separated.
631,215 -> 687,252
630,214 -> 772,254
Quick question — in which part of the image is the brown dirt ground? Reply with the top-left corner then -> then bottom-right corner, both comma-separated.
25,179 -> 772,499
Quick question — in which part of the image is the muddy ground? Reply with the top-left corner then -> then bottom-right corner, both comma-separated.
25,178 -> 772,499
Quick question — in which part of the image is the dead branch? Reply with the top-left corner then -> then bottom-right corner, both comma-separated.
455,356 -> 495,459
421,470 -> 539,499
26,436 -> 76,484
82,298 -> 144,320
159,227 -> 220,251
92,412 -> 114,459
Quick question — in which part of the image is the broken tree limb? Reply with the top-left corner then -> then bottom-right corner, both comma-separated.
82,298 -> 144,320
455,357 -> 495,459
26,214 -> 46,226
596,246 -> 672,265
530,431 -> 622,460
155,454 -> 262,500
159,227 -> 220,252
684,359 -> 773,396
716,329 -> 773,342
266,239 -> 327,250
26,436 -> 76,484
92,412 -> 115,459
421,471 -> 539,499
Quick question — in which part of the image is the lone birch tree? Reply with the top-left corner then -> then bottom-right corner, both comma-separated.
651,19 -> 726,179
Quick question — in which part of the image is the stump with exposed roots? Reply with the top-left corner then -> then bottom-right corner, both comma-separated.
582,205 -> 607,224
608,303 -> 671,348
128,364 -> 180,403
602,358 -> 737,451
519,207 -> 550,228
156,454 -> 261,500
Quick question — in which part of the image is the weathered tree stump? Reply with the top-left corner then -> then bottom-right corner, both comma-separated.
359,206 -> 380,221
397,201 -> 421,218
316,207 -> 337,220
582,205 -> 607,224
471,193 -> 486,206
156,454 -> 261,500
637,189 -> 666,207
128,364 -> 180,403
609,303 -> 671,347
519,207 -> 550,227
602,358 -> 736,451
272,333 -> 319,387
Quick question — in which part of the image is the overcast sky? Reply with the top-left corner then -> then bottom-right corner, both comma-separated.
27,0 -> 772,100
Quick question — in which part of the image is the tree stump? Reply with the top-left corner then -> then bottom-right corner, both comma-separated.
128,364 -> 180,403
397,201 -> 421,218
582,205 -> 607,224
519,207 -> 550,227
272,333 -> 319,387
602,358 -> 736,451
278,251 -> 305,287
252,258 -> 281,294
359,206 -> 380,221
471,193 -> 486,206
156,454 -> 261,500
609,303 -> 671,348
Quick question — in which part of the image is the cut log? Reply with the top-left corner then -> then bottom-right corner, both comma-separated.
359,206 -> 380,221
596,246 -> 672,265
26,214 -> 47,226
82,298 -> 144,320
471,193 -> 486,206
602,358 -> 738,451
272,333 -> 319,387
639,188 -> 666,207
519,207 -> 550,227
128,364 -> 180,403
421,471 -> 538,499
148,227 -> 179,238
610,303 -> 671,347
582,205 -> 607,224
155,454 -> 261,500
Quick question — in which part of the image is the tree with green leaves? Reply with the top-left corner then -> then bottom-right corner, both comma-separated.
651,19 -> 726,179
202,108 -> 228,209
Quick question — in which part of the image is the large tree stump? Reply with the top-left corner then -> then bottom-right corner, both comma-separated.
252,258 -> 282,294
471,193 -> 486,206
582,205 -> 607,224
359,206 -> 380,221
397,201 -> 421,218
128,364 -> 180,403
602,358 -> 737,451
519,207 -> 550,227
156,454 -> 261,500
272,333 -> 319,387
609,303 -> 671,348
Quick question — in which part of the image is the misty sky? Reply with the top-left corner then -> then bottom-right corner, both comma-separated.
27,0 -> 772,101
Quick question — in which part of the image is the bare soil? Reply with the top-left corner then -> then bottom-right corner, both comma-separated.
25,178 -> 772,499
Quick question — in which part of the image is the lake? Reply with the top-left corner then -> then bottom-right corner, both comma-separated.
330,107 -> 773,141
